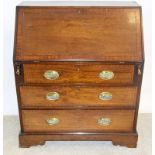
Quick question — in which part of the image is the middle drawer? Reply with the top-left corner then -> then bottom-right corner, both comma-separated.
20,86 -> 138,108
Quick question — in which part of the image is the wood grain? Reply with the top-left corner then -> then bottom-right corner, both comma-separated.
23,64 -> 135,84
20,86 -> 138,108
13,2 -> 144,148
22,109 -> 135,133
15,7 -> 143,62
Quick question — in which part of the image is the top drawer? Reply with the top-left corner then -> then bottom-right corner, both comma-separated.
23,64 -> 135,85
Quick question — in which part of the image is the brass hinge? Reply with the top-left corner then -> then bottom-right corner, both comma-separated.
16,65 -> 20,75
138,65 -> 142,75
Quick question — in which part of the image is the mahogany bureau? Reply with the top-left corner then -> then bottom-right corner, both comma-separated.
13,1 -> 144,148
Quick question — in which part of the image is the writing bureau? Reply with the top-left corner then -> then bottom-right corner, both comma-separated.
13,1 -> 144,148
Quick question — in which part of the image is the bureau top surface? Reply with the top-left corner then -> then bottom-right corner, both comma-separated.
14,2 -> 143,62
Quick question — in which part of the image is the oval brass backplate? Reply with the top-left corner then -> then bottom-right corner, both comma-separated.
47,118 -> 60,125
44,70 -> 59,80
46,92 -> 60,101
99,70 -> 114,80
99,92 -> 112,101
97,117 -> 111,126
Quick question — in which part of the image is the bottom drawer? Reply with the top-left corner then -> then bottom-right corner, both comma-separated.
22,110 -> 135,133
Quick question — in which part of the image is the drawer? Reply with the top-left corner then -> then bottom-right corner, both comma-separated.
23,64 -> 135,84
22,110 -> 135,133
20,86 -> 138,108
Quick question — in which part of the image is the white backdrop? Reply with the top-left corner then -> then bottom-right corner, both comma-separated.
3,0 -> 152,115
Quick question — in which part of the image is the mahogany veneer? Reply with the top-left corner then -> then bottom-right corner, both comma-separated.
22,110 -> 135,133
14,1 -> 144,148
23,64 -> 135,84
20,86 -> 138,108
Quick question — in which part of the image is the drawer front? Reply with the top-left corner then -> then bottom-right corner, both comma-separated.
23,64 -> 135,84
22,110 -> 135,133
20,86 -> 138,108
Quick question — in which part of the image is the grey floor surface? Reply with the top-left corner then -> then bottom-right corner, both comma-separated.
3,114 -> 151,155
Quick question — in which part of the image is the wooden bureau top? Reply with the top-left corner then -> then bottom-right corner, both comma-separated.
14,2 -> 143,62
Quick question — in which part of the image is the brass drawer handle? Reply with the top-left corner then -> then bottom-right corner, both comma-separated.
98,117 -> 111,126
44,70 -> 59,80
46,92 -> 60,101
47,118 -> 60,125
99,70 -> 114,80
99,92 -> 112,100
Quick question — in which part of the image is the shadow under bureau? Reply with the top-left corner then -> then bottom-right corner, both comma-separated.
13,1 -> 144,148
